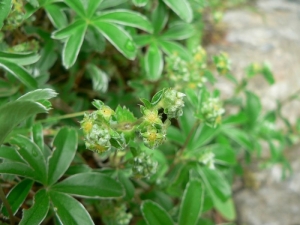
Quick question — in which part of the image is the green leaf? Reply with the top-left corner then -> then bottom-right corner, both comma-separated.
52,20 -> 86,39
96,10 -> 153,33
62,23 -> 87,68
0,59 -> 37,88
2,179 -> 33,217
211,197 -> 236,220
49,191 -> 94,225
158,40 -> 191,61
118,171 -> 134,200
167,126 -> 185,145
245,91 -> 261,128
45,4 -> 68,28
51,172 -> 124,198
20,189 -> 50,225
0,100 -> 47,145
145,43 -> 163,81
141,200 -> 174,225
10,135 -> 47,183
99,0 -> 127,10
32,123 -> 44,151
0,162 -> 38,180
152,1 -> 168,33
17,88 -> 58,101
179,179 -> 204,225
0,0 -> 12,29
262,63 -> 275,85
133,34 -> 152,47
93,21 -> 137,60
162,0 -> 193,23
223,127 -> 253,151
86,63 -> 109,92
161,22 -> 195,40
0,146 -> 25,163
132,0 -> 148,7
0,52 -> 40,66
64,0 -> 86,18
47,128 -> 78,185
198,167 -> 231,202
86,0 -> 103,16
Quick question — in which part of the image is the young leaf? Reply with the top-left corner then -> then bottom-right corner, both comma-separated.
20,189 -> 50,225
161,22 -> 195,40
162,0 -> 193,23
62,23 -> 87,68
96,10 -> 153,33
179,179 -> 204,225
51,172 -> 124,198
52,20 -> 86,39
0,100 -> 48,145
0,0 -> 12,29
86,63 -> 109,92
262,63 -> 275,85
93,21 -> 137,60
145,43 -> 163,81
0,59 -> 37,88
17,88 -> 58,101
0,52 -> 40,66
47,128 -> 78,185
2,179 -> 33,217
141,200 -> 174,225
152,1 -> 168,34
49,191 -> 94,225
10,135 -> 47,183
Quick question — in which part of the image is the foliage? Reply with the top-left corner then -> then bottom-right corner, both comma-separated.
0,0 -> 298,224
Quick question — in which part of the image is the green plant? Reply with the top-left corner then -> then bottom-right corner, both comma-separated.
0,0 -> 298,224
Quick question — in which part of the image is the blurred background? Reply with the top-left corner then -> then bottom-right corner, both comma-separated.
212,0 -> 300,224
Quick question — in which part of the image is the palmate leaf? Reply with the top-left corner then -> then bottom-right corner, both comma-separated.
49,191 -> 94,225
51,172 -> 124,198
95,9 -> 153,33
0,52 -> 40,66
47,127 -> 78,185
0,59 -> 37,89
160,22 -> 195,40
44,3 -> 68,28
20,189 -> 50,225
158,40 -> 191,61
93,21 -> 137,60
0,101 -> 47,145
141,200 -> 174,225
132,0 -> 148,7
9,135 -> 47,184
2,179 -> 33,217
178,179 -> 204,225
162,0 -> 193,23
0,162 -> 38,180
144,43 -> 163,81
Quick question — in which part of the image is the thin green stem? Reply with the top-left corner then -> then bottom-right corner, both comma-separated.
36,111 -> 87,123
0,183 -> 14,225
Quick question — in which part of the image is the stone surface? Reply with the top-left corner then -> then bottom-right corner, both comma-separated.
207,0 -> 300,224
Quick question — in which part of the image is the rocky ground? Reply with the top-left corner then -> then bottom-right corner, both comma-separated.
208,0 -> 300,224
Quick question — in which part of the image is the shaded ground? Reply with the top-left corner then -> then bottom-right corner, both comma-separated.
208,0 -> 300,224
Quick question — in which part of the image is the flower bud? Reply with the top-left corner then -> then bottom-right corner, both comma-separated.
132,152 -> 158,178
201,97 -> 225,128
162,89 -> 185,118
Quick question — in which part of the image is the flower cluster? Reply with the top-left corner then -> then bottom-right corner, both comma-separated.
165,46 -> 207,89
3,0 -> 26,30
162,89 -> 186,118
201,97 -> 225,128
100,202 -> 132,225
213,52 -> 231,75
132,152 -> 158,178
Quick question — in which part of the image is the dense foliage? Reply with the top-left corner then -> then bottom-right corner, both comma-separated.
0,0 -> 298,224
